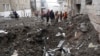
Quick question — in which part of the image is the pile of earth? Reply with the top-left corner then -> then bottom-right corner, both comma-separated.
0,14 -> 99,56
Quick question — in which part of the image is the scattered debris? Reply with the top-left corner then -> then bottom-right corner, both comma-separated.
88,43 -> 98,48
37,28 -> 42,32
47,37 -> 49,40
80,22 -> 88,32
55,32 -> 62,37
74,31 -> 82,40
58,27 -> 63,31
76,41 -> 85,50
0,15 -> 99,56
57,40 -> 65,48
62,33 -> 66,37
11,50 -> 18,56
0,30 -> 8,34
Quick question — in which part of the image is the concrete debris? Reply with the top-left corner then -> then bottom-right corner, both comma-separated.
61,50 -> 65,56
88,43 -> 98,48
55,32 -> 62,36
58,27 -> 63,31
0,30 -> 8,34
49,48 -> 60,52
47,37 -> 49,40
62,48 -> 71,56
80,22 -> 88,32
56,32 -> 65,37
37,28 -> 42,32
45,52 -> 49,56
62,33 -> 66,37
67,48 -> 71,53
74,31 -> 82,40
76,42 -> 85,50
47,46 -> 71,56
57,40 -> 65,48
11,50 -> 18,56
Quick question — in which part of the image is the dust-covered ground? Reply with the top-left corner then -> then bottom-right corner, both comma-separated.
0,15 -> 99,56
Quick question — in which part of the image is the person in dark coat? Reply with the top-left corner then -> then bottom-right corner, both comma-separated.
59,11 -> 63,21
13,11 -> 19,19
50,10 -> 55,24
46,10 -> 50,23
50,10 -> 55,19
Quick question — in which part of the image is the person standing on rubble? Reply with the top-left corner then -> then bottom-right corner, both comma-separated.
46,10 -> 50,24
13,11 -> 19,20
55,11 -> 59,23
34,11 -> 39,18
41,10 -> 45,21
59,11 -> 63,21
50,10 -> 55,25
63,12 -> 67,21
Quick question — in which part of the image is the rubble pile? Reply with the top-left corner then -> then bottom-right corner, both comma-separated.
0,14 -> 99,56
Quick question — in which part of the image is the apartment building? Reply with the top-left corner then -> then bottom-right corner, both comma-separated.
66,0 -> 100,40
0,0 -> 11,17
31,0 -> 48,16
0,0 -> 11,12
10,0 -> 30,10
80,0 -> 100,39
0,0 -> 31,17
64,0 -> 82,15
11,0 -> 31,17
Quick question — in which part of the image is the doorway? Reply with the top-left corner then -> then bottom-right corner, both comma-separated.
76,4 -> 81,13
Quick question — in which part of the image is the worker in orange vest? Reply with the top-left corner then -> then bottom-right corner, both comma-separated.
63,12 -> 67,20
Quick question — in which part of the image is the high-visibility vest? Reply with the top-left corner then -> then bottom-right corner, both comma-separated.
63,13 -> 67,18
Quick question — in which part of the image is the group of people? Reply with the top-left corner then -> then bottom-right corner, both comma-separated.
40,10 -> 68,25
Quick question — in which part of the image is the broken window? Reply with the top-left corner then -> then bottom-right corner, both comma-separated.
86,0 -> 92,5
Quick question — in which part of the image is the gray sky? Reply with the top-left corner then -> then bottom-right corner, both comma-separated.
46,0 -> 59,7
46,0 -> 57,2
46,0 -> 60,11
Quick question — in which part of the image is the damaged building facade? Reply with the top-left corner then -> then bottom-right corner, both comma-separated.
31,0 -> 48,16
66,0 -> 100,40
80,0 -> 100,40
0,0 -> 31,17
85,0 -> 100,40
65,0 -> 81,16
